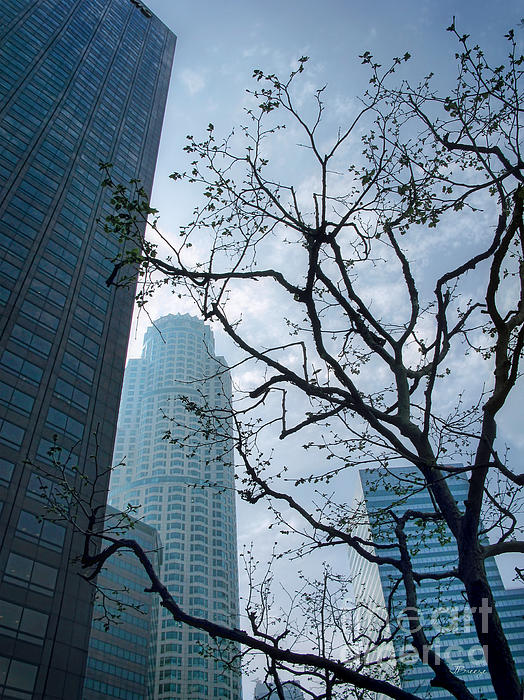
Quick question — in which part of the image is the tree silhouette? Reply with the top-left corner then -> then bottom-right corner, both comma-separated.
86,23 -> 524,699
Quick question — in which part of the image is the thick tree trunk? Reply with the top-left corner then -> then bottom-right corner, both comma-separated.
461,558 -> 522,700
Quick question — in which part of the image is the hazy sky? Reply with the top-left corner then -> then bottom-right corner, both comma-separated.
129,0 -> 524,353
121,2 -> 524,695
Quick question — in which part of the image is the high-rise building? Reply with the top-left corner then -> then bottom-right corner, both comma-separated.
351,467 -> 524,699
110,313 -> 242,700
0,2 -> 175,698
83,507 -> 161,700
110,313 -> 241,698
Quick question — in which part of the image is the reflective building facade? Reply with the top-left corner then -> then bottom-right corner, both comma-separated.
83,507 -> 161,700
0,1 -> 175,697
352,467 -> 524,699
110,314 -> 242,700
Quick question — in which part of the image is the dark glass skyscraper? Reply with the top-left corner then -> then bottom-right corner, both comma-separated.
0,1 -> 175,698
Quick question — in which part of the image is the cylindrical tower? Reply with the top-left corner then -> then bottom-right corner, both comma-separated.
110,314 -> 241,700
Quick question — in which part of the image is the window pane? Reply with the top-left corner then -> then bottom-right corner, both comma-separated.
17,511 -> 42,539
5,553 -> 32,583
0,458 -> 14,486
31,562 -> 57,592
0,419 -> 25,448
0,601 -> 22,633
41,521 -> 65,548
20,608 -> 48,638
26,473 -> 53,500
7,659 -> 38,693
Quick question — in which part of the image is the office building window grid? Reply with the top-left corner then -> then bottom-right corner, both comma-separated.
352,467 -> 524,699
110,314 -> 242,700
0,1 -> 175,697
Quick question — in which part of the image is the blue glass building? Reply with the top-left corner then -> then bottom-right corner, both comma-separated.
110,314 -> 242,700
0,1 -> 175,697
351,467 -> 524,699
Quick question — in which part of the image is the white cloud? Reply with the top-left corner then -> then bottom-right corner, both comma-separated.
180,68 -> 206,95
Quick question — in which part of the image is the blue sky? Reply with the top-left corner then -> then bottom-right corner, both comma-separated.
145,0 -> 524,218
127,0 -> 524,356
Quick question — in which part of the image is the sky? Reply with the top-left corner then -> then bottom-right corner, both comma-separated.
129,0 -> 524,355
119,2 -> 524,695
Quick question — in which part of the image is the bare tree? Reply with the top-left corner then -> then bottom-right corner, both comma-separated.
94,22 -> 524,700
